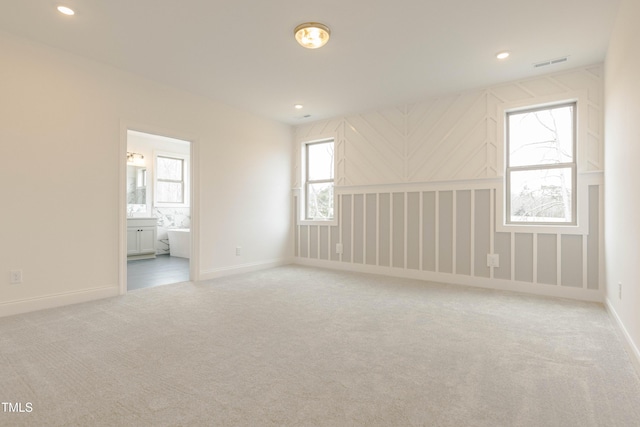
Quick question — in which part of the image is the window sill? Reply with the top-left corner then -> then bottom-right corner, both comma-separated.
495,222 -> 587,235
298,219 -> 337,227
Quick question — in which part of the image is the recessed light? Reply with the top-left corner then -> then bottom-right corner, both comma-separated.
57,6 -> 75,16
496,51 -> 510,60
294,104 -> 304,110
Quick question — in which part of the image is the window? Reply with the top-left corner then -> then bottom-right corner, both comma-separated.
506,102 -> 576,225
155,153 -> 189,207
305,139 -> 334,220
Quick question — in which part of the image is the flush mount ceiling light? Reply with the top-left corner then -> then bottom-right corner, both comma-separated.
496,51 -> 511,60
57,6 -> 75,16
294,22 -> 331,49
294,104 -> 304,110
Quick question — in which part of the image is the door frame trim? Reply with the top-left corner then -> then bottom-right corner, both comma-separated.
119,121 -> 200,294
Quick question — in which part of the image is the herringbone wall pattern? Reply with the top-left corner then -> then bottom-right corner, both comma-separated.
293,65 -> 604,299
294,65 -> 603,187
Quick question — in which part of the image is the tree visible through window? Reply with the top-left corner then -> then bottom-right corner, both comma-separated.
305,140 -> 334,220
506,102 -> 576,224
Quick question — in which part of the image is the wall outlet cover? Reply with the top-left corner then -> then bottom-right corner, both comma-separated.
486,254 -> 500,268
10,270 -> 23,284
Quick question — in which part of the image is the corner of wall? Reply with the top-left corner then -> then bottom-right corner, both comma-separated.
605,298 -> 640,378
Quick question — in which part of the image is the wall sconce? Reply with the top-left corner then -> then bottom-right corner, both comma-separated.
127,152 -> 145,166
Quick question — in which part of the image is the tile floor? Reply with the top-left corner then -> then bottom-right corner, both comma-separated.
127,254 -> 189,291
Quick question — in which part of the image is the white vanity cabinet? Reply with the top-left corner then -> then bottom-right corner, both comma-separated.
127,218 -> 157,259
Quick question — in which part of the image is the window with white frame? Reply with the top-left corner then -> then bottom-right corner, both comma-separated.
505,102 -> 577,225
304,139 -> 334,220
155,153 -> 189,207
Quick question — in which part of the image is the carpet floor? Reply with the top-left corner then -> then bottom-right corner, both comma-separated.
1,266 -> 639,426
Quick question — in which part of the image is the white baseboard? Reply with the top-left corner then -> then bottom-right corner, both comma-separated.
294,257 -> 604,303
199,258 -> 293,281
0,286 -> 120,318
605,298 -> 640,377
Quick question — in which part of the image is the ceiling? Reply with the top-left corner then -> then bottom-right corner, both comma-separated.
0,0 -> 620,125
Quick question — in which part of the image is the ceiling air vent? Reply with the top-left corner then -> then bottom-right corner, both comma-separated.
533,56 -> 568,68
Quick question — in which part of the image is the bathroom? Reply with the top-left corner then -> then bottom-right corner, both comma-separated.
126,130 -> 191,290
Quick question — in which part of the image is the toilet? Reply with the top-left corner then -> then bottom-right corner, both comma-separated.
167,228 -> 191,258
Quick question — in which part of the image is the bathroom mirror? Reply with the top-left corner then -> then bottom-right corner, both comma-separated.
127,165 -> 147,207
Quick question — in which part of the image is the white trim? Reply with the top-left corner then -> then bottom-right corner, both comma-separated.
496,91 -> 597,235
605,299 -> 640,378
435,191 -> 440,273
404,192 -> 408,269
496,171 -> 601,235
452,190 -> 457,275
376,193 -> 380,266
199,258 -> 293,281
489,188 -> 495,279
0,286 -> 120,318
419,191 -> 424,271
532,233 -> 538,284
297,134 -> 338,226
351,193 -> 355,262
120,121 -> 200,293
389,192 -> 394,267
336,177 -> 502,194
153,150 -> 191,208
470,190 -> 475,277
294,258 -> 603,303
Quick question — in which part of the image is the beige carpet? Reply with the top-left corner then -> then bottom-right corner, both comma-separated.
1,266 -> 639,426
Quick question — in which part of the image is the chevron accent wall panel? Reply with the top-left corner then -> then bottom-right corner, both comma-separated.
293,65 -> 605,301
295,65 -> 603,187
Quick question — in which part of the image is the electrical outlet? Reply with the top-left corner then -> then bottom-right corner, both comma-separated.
486,254 -> 500,268
618,282 -> 622,300
10,270 -> 23,284
235,247 -> 242,256
336,243 -> 343,254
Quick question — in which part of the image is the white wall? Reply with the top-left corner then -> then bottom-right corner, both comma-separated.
604,0 -> 640,369
294,66 -> 605,302
0,31 -> 293,315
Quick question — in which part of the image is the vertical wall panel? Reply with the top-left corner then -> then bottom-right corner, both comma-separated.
439,191 -> 453,274
537,234 -> 557,285
392,193 -> 405,268
422,191 -> 436,271
561,235 -> 583,288
319,226 -> 329,260
353,194 -> 364,264
456,190 -> 471,275
309,225 -> 318,259
295,184 -> 602,296
341,195 -> 352,263
494,232 -> 511,280
514,233 -> 533,282
330,226 -> 340,261
474,190 -> 490,278
407,192 -> 420,270
294,196 -> 299,257
587,185 -> 600,290
365,194 -> 377,265
378,193 -> 391,267
300,225 -> 309,258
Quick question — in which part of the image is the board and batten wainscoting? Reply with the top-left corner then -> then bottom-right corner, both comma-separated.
293,65 -> 604,301
294,174 -> 603,301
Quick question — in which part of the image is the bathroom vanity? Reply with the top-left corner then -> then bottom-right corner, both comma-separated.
127,217 -> 157,260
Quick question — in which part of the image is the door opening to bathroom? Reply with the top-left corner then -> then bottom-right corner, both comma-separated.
125,130 -> 193,291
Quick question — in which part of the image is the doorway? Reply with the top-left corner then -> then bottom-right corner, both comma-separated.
124,129 -> 194,291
